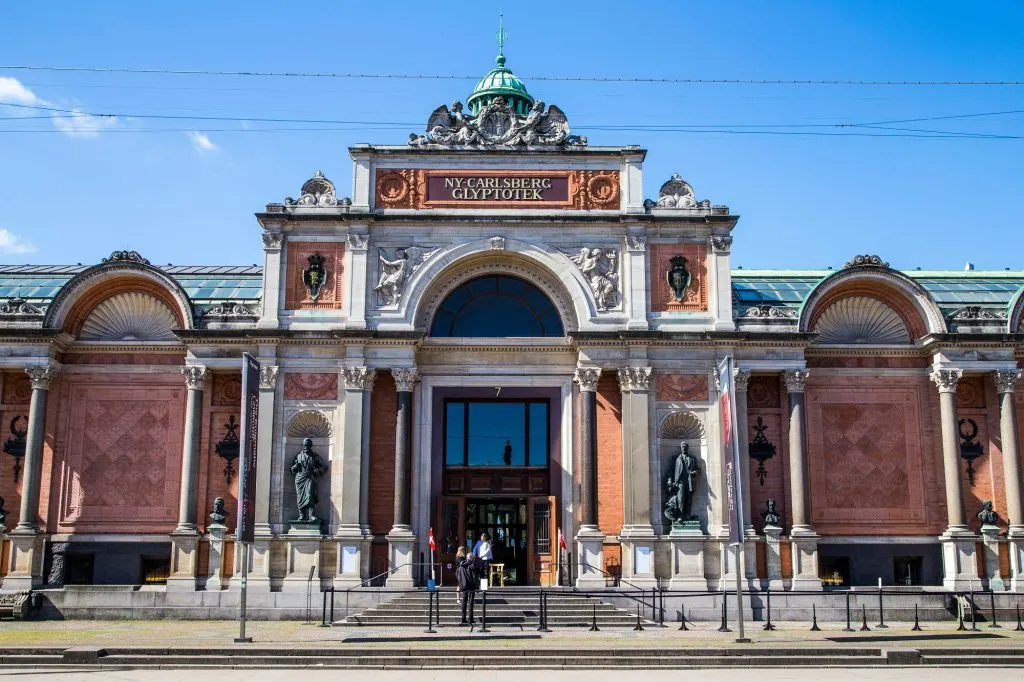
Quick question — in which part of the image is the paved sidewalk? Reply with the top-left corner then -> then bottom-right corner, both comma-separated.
0,620 -> 1022,649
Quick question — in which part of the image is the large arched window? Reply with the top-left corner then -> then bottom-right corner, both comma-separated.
429,275 -> 564,337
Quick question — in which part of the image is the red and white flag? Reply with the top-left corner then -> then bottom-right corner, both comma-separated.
428,527 -> 436,552
558,527 -> 567,550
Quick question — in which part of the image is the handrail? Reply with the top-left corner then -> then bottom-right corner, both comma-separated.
339,561 -> 443,594
574,560 -> 648,592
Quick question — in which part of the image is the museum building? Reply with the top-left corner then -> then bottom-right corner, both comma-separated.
1,51 -> 1023,597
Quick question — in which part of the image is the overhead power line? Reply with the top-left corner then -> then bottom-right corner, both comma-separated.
2,64 -> 1023,86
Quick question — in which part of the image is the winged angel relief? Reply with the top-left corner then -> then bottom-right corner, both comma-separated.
374,247 -> 435,307
409,97 -> 587,147
568,248 -> 619,312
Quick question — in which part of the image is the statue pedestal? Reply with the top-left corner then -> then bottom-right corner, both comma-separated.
575,526 -> 607,588
334,527 -> 371,588
789,531 -> 823,591
234,532 -> 273,593
619,526 -> 657,588
385,528 -> 416,587
2,532 -> 44,591
1010,530 -> 1024,592
668,526 -> 707,590
282,527 -> 323,593
762,525 -> 785,591
166,531 -> 200,592
980,525 -> 1005,592
203,525 -> 229,591
941,528 -> 980,591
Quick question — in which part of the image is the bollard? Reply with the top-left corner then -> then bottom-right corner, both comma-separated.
1015,604 -> 1023,632
859,604 -> 870,631
876,587 -> 887,628
988,591 -> 1000,629
718,592 -> 731,633
969,588 -> 978,631
843,592 -> 854,632
810,603 -> 821,632
424,591 -> 436,634
911,603 -> 922,631
479,590 -> 490,633
659,589 -> 665,627
678,608 -> 689,632
329,589 -> 335,625
763,587 -> 776,631
319,590 -> 329,627
537,590 -> 551,632
633,604 -> 645,631
589,603 -> 600,632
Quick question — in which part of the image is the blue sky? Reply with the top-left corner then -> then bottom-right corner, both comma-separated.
0,1 -> 1021,270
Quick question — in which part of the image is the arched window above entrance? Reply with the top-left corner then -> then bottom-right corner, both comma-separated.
429,275 -> 564,337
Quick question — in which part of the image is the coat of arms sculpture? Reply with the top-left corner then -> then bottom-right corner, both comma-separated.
667,255 -> 692,303
302,254 -> 327,301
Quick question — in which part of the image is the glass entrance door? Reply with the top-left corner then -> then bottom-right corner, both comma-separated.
465,498 -> 528,586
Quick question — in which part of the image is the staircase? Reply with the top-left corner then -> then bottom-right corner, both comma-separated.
336,588 -> 654,627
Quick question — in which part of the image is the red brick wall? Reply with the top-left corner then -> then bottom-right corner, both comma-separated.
958,376 -> 1006,532
0,372 -> 32,529
746,375 -> 791,533
368,373 -> 397,535
595,376 -> 623,539
198,374 -> 240,534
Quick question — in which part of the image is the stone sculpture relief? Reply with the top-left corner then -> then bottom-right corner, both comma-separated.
566,248 -> 619,312
409,97 -> 586,148
374,246 -> 436,307
0,297 -> 46,317
654,173 -> 711,209
302,254 -> 327,301
284,170 -> 351,207
666,255 -> 692,303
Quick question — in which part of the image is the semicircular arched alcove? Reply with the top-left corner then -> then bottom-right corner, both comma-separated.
428,274 -> 565,337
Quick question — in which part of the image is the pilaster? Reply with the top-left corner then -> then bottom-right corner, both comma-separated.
335,366 -> 376,587
616,366 -> 655,586
257,232 -> 283,329
344,232 -> 369,329
623,234 -> 649,330
709,235 -> 735,331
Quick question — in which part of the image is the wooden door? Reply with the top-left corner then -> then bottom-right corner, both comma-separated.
436,496 -> 465,587
527,496 -> 557,586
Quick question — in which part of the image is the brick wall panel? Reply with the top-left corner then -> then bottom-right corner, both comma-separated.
595,376 -> 623,538
368,373 -> 397,536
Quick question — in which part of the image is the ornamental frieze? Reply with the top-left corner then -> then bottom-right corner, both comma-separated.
374,169 -> 619,210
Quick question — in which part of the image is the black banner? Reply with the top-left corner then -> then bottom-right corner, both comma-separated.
236,353 -> 260,544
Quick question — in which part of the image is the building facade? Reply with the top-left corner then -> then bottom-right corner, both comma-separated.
1,55 -> 1023,596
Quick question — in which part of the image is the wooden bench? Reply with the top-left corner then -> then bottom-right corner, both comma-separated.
0,592 -> 32,620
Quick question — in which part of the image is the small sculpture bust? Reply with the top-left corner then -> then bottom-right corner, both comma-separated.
291,437 -> 327,522
762,498 -> 782,527
209,496 -> 229,526
977,500 -> 1000,526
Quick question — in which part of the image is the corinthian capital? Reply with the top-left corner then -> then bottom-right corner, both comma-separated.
733,368 -> 751,392
616,367 -> 652,393
993,369 -> 1021,394
259,365 -> 279,390
342,366 -> 377,391
261,232 -> 283,250
784,369 -> 809,393
573,367 -> 601,392
929,368 -> 962,394
25,364 -> 59,390
181,364 -> 208,390
709,235 -> 733,254
391,367 -> 419,392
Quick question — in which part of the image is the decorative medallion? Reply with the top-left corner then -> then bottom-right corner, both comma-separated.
666,255 -> 692,303
302,254 -> 328,302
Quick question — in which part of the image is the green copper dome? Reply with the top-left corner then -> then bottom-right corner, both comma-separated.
467,54 -> 535,116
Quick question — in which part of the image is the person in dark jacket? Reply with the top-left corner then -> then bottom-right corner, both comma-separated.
456,550 -> 480,624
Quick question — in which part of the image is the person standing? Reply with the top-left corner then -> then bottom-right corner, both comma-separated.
473,532 -> 493,585
456,549 -> 479,624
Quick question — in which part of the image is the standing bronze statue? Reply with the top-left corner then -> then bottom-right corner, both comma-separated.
291,437 -> 326,522
665,442 -> 700,526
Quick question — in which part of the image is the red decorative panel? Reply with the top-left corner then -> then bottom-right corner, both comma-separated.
368,374 -> 397,535
283,373 -> 338,401
0,409 -> 28,527
59,353 -> 184,366
649,243 -> 708,312
284,241 -> 345,310
807,355 -> 929,369
747,376 -> 781,408
747,413 -> 788,533
57,382 -> 185,532
596,376 -> 623,537
2,374 -> 32,405
957,377 -> 986,409
212,374 -> 242,407
655,374 -> 709,401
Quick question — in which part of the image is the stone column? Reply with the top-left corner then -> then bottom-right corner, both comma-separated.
574,367 -> 606,587
167,364 -> 206,591
734,368 -> 758,586
335,366 -> 376,587
385,367 -> 418,587
784,369 -> 821,590
994,369 -> 1024,591
257,232 -> 283,329
617,367 -> 656,587
246,364 -> 278,592
6,364 -> 58,591
931,368 -> 979,590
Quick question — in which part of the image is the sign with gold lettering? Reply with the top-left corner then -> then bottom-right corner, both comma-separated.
375,169 -> 619,210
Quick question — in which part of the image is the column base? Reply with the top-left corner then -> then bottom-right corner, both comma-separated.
1009,533 -> 1024,592
166,531 -> 200,592
941,528 -> 981,591
668,536 -> 707,590
789,532 -> 822,591
385,528 -> 416,587
2,532 -> 45,591
575,526 -> 606,588
980,525 -> 1005,591
203,526 -> 229,591
762,526 -> 785,591
281,532 -> 324,593
235,534 -> 274,593
619,526 -> 657,588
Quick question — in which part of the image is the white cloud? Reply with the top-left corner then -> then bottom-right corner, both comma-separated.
0,75 -> 117,138
0,76 -> 42,105
187,130 -> 218,153
52,109 -> 118,138
0,228 -> 37,255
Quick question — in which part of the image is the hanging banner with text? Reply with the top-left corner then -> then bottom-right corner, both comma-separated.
236,353 -> 260,544
718,356 -> 745,547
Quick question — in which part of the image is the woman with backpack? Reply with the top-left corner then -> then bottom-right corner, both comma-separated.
455,546 -> 480,624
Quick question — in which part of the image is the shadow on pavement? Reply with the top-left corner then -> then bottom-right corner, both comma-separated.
342,635 -> 544,643
826,633 -> 1005,643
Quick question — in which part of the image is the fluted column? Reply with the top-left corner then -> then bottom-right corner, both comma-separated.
175,365 -> 207,533
994,369 -> 1024,591
785,369 -> 812,534
386,367 -> 418,586
931,369 -> 968,531
14,364 -> 58,534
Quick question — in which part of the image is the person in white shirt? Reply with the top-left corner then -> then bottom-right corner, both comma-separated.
472,533 -> 493,582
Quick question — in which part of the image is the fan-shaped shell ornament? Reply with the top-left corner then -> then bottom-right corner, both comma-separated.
813,296 -> 911,344
79,292 -> 178,341
287,410 -> 332,439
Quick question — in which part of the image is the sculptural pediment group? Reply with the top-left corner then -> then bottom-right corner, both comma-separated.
409,97 -> 587,148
